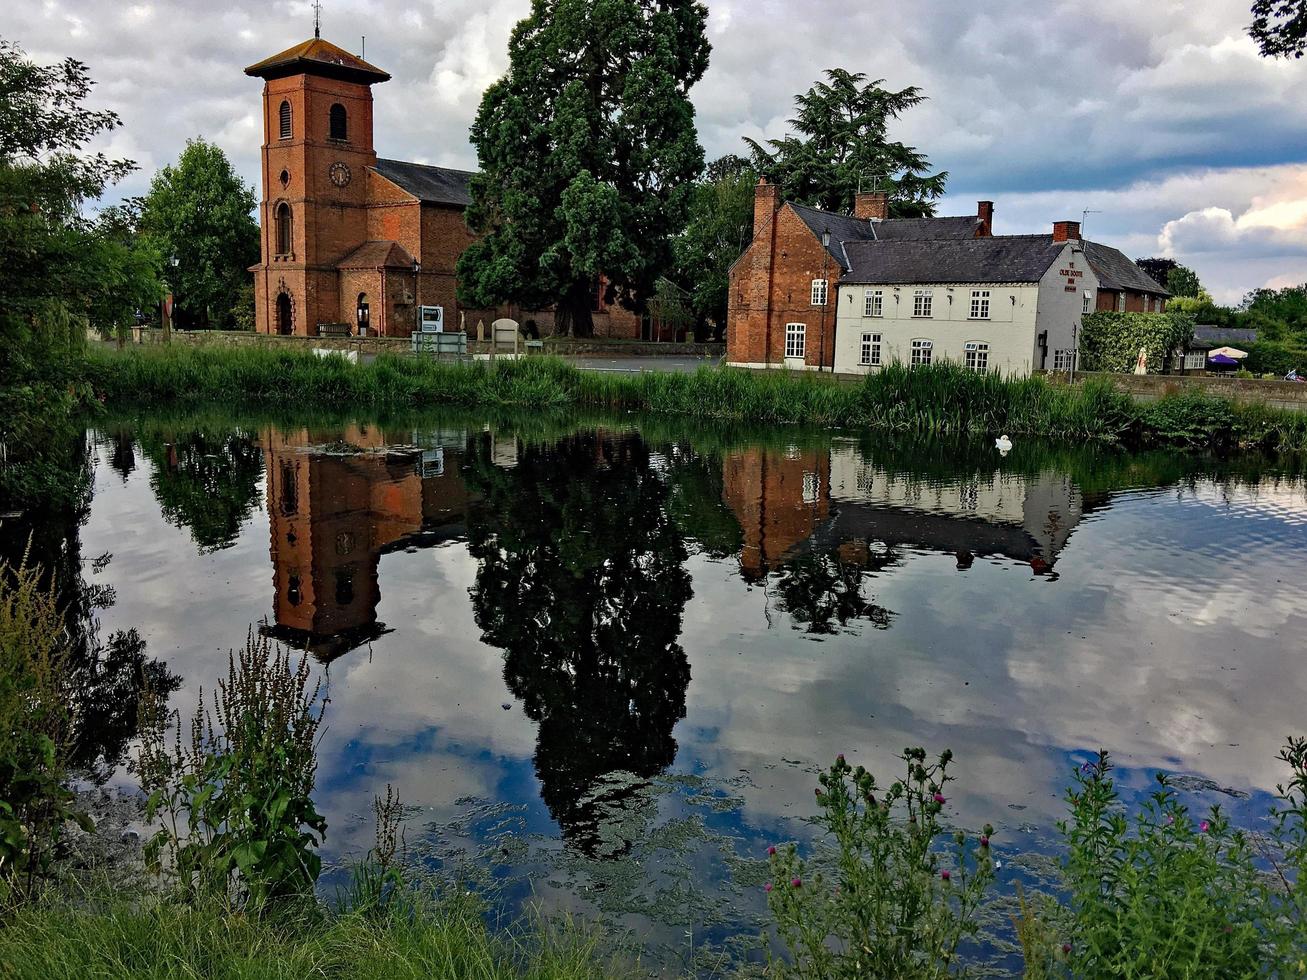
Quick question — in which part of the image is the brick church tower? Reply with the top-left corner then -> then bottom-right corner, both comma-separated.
246,36 -> 390,336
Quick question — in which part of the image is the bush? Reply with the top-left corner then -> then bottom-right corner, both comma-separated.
764,749 -> 995,978
136,633 -> 327,908
1246,340 -> 1307,377
0,559 -> 90,901
1081,311 -> 1195,374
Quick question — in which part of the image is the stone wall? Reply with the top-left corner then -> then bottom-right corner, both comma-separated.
1062,370 -> 1307,408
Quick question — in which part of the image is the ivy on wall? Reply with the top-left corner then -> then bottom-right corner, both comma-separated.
1080,312 -> 1195,374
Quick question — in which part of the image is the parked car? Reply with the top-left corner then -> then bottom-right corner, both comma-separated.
1286,370 -> 1306,383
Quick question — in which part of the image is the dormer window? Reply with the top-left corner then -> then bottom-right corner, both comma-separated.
329,103 -> 348,141
278,100 -> 292,140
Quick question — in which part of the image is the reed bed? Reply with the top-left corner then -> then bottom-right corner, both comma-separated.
86,346 -> 1307,452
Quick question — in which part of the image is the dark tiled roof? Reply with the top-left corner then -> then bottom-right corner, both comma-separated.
839,236 -> 1066,286
1082,241 -> 1168,296
337,240 -> 415,270
245,38 -> 390,84
789,203 -> 982,267
373,159 -> 473,207
1194,324 -> 1259,344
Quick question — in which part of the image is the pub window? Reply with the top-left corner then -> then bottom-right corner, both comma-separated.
1083,291 -> 1093,313
969,289 -> 991,320
1053,349 -> 1076,372
785,322 -> 806,359
275,202 -> 292,255
964,341 -> 989,372
864,289 -> 883,317
910,338 -> 933,366
811,278 -> 828,306
278,100 -> 292,140
913,289 -> 933,318
860,332 -> 881,366
329,103 -> 348,141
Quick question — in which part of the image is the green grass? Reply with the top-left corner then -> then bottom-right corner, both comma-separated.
0,888 -> 625,980
84,345 -> 1307,453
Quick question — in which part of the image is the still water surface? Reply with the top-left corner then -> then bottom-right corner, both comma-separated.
35,414 -> 1307,961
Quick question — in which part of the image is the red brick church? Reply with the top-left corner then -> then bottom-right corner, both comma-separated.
245,35 -> 641,338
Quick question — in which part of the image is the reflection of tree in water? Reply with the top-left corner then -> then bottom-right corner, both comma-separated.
137,426 -> 263,553
2,429 -> 180,781
773,544 -> 897,636
464,432 -> 692,855
104,428 -> 137,483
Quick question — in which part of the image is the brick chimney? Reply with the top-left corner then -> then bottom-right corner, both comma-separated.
976,201 -> 994,238
1052,220 -> 1081,243
753,178 -> 781,236
854,190 -> 889,221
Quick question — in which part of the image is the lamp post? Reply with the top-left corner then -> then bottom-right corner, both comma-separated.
818,229 -> 832,372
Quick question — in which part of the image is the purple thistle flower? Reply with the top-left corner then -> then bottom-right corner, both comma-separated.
767,845 -> 776,857
933,793 -> 946,804
980,835 -> 990,848
1062,943 -> 1072,955
1200,820 -> 1211,833
764,882 -> 773,893
791,877 -> 802,889
940,869 -> 951,882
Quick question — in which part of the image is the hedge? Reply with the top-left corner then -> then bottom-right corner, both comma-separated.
1080,311 -> 1194,374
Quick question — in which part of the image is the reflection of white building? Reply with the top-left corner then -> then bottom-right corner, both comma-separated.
823,443 -> 1084,570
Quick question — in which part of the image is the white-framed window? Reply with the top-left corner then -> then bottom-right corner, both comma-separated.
913,289 -> 933,318
910,339 -> 933,366
864,289 -> 883,317
1053,349 -> 1076,372
1116,292 -> 1126,312
811,279 -> 828,306
802,472 -> 820,504
1083,291 -> 1093,314
964,341 -> 989,371
785,322 -> 806,359
1184,351 -> 1206,370
860,332 -> 882,366
969,290 -> 991,320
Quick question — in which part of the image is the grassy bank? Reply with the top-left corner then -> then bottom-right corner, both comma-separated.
86,345 -> 1307,452
0,888 -> 620,980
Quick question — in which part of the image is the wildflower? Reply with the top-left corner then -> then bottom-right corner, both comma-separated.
1166,813 -> 1175,825
933,793 -> 946,804
1062,943 -> 1072,955
979,835 -> 990,848
767,845 -> 776,857
836,754 -> 845,765
791,877 -> 802,889
940,869 -> 951,882
764,882 -> 773,893
1200,820 -> 1210,833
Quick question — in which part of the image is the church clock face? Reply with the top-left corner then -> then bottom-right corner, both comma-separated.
328,161 -> 351,188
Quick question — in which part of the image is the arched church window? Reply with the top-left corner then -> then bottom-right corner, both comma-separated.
329,103 -> 347,141
275,202 -> 292,256
278,100 -> 292,140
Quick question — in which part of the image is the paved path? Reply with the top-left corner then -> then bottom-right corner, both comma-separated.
563,354 -> 723,374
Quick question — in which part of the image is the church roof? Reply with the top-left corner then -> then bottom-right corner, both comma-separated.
245,37 -> 390,84
373,159 -> 473,207
337,240 -> 415,270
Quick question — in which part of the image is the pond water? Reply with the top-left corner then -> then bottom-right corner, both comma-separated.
9,412 -> 1307,968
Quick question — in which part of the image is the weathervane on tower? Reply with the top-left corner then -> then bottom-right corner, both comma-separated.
313,0 -> 323,38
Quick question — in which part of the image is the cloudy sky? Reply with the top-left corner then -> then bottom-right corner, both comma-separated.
6,0 -> 1307,302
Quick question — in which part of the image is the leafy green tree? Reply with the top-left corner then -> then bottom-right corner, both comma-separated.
1135,257 -> 1178,291
673,154 -> 757,338
139,138 -> 258,329
1250,0 -> 1307,58
745,69 -> 946,217
0,39 -> 159,509
1242,283 -> 1307,338
456,0 -> 711,337
1166,264 -> 1202,298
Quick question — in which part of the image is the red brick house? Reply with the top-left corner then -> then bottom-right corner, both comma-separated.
726,182 -> 1168,370
246,36 -> 641,339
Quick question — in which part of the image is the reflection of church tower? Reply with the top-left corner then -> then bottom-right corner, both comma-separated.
262,425 -> 473,661
245,37 -> 389,336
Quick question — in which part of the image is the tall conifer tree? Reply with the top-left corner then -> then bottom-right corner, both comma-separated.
457,0 -> 710,336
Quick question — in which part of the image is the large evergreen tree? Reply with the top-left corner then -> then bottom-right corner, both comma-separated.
672,154 -> 757,339
456,0 -> 711,337
745,69 -> 946,217
138,138 -> 258,329
1250,0 -> 1307,58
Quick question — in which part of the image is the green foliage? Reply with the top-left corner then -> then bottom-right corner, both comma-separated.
1059,747 -> 1307,977
1243,283 -> 1307,341
1247,338 -> 1307,376
745,69 -> 946,217
138,137 -> 259,329
1250,0 -> 1307,58
136,633 -> 326,908
765,750 -> 995,978
0,560 -> 91,901
1134,257 -> 1178,291
457,0 -> 710,336
1080,311 -> 1196,374
1166,264 -> 1202,298
672,154 -> 757,337
0,885 -> 623,979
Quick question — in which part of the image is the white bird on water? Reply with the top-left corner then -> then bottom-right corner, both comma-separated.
996,434 -> 1013,456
